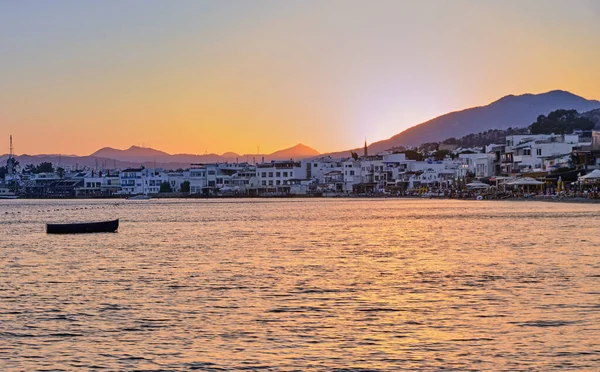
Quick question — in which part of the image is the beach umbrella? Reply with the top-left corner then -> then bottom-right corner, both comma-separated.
505,177 -> 544,186
579,169 -> 600,180
466,182 -> 489,189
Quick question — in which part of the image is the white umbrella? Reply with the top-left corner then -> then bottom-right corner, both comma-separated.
466,182 -> 490,189
506,177 -> 544,186
579,169 -> 600,180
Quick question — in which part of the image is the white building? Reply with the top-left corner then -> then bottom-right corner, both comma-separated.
166,171 -> 190,192
256,161 -> 307,189
458,153 -> 495,178
189,163 -> 258,195
189,166 -> 207,194
342,159 -> 363,192
304,157 -> 343,182
77,171 -> 121,196
506,134 -> 583,172
411,159 -> 460,188
118,168 -> 168,195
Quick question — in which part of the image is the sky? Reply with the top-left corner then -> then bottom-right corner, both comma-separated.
1,0 -> 599,156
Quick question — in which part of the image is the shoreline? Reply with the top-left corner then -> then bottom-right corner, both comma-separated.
4,195 -> 600,204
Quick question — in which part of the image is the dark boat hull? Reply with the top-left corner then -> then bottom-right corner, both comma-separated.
46,219 -> 119,234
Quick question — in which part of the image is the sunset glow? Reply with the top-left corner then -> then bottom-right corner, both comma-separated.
1,0 -> 599,155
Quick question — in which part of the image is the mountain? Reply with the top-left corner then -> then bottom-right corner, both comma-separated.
1,143 -> 320,170
90,143 -> 319,164
268,143 -> 319,159
92,145 -> 172,163
325,90 -> 600,157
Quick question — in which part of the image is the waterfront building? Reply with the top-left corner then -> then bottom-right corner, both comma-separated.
304,156 -> 344,193
189,166 -> 207,194
189,163 -> 257,195
76,171 -> 121,197
342,158 -> 363,192
144,168 -> 169,194
21,172 -> 82,198
256,160 -> 307,193
458,153 -> 495,178
117,168 -> 168,195
118,168 -> 144,195
411,159 -> 460,188
166,170 -> 190,192
505,134 -> 585,173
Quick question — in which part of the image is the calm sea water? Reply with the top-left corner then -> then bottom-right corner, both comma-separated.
1,198 -> 599,371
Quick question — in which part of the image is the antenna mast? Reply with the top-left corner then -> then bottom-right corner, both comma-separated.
7,135 -> 15,175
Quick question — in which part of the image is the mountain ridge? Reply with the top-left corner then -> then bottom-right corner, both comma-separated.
90,143 -> 319,163
0,143 -> 321,170
4,90 -> 600,167
323,90 -> 600,158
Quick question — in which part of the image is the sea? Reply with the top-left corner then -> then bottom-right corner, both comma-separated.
1,198 -> 599,371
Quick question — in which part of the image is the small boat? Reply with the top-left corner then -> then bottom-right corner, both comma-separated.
127,195 -> 151,200
0,187 -> 17,199
46,219 -> 119,234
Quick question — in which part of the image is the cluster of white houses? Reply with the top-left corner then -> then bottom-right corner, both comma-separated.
4,132 -> 600,197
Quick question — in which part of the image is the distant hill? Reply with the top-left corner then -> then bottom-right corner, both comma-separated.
268,143 -> 319,159
324,90 -> 600,157
580,108 -> 600,128
92,146 -> 172,163
2,143 -> 320,170
89,143 -> 319,164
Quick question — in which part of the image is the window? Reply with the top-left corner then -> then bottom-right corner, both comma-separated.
523,149 -> 531,156
268,180 -> 273,186
262,180 -> 266,186
536,149 -> 542,156
350,170 -> 355,176
276,172 -> 280,177
276,180 -> 281,185
268,172 -> 273,177
262,172 -> 266,177
283,172 -> 288,177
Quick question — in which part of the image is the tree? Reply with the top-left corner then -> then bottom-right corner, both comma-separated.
403,149 -> 424,161
159,182 -> 173,193
24,164 -> 36,173
350,151 -> 359,161
419,142 -> 439,152
442,137 -> 457,145
530,109 -> 595,134
35,162 -> 54,174
180,181 -> 190,193
56,167 -> 65,179
433,149 -> 451,160
0,166 -> 6,179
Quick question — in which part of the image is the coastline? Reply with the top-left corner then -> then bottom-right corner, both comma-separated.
4,194 -> 600,203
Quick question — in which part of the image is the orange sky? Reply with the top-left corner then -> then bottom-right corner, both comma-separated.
1,1 -> 599,155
